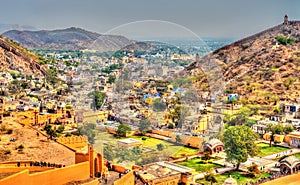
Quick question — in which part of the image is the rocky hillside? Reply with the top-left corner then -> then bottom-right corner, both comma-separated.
0,37 -> 48,76
120,41 -> 158,51
2,27 -> 133,52
186,19 -> 300,105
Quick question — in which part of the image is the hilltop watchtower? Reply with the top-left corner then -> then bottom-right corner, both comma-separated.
195,53 -> 200,62
284,14 -> 289,25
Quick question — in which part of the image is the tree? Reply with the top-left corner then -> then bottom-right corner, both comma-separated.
283,77 -> 295,90
138,119 -> 151,134
108,75 -> 116,84
116,124 -> 131,137
225,106 -> 257,127
231,107 -> 251,126
104,145 -> 115,161
204,169 -> 218,185
182,89 -> 200,102
115,147 -> 134,163
273,105 -> 281,114
175,135 -> 182,143
223,125 -> 259,170
265,123 -> 294,147
88,90 -> 106,110
168,123 -> 174,129
8,80 -> 22,95
202,151 -> 211,163
247,162 -> 260,177
78,123 -> 96,145
137,151 -> 171,166
57,125 -> 65,133
44,124 -> 57,140
171,77 -> 193,88
171,105 -> 191,128
153,99 -> 167,112
284,124 -> 294,134
157,143 -> 164,151
131,146 -> 142,155
265,123 -> 283,147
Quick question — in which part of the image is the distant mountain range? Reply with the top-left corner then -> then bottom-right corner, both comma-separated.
0,24 -> 37,34
185,20 -> 300,105
2,27 -> 134,52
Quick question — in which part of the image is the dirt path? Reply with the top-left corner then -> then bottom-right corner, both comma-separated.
0,117 -> 75,166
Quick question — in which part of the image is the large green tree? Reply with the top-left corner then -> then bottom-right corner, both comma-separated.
223,125 -> 259,170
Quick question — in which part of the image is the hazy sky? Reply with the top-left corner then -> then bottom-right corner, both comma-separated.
0,0 -> 298,39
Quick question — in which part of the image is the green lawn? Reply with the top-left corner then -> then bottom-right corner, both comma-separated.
94,131 -> 199,158
196,172 -> 271,185
295,153 -> 300,159
130,135 -> 199,158
178,157 -> 222,172
257,143 -> 289,157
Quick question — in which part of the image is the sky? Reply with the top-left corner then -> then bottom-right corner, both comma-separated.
0,0 -> 299,39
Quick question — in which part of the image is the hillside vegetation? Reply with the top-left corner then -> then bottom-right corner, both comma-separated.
186,21 -> 300,106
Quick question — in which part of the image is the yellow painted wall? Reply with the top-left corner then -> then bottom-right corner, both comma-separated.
0,169 -> 30,185
198,117 -> 208,132
274,134 -> 285,143
57,136 -> 88,151
29,162 -> 90,185
112,165 -> 130,173
263,133 -> 285,143
150,130 -> 203,148
263,133 -> 271,141
170,135 -> 203,148
82,179 -> 99,185
0,162 -> 90,185
114,171 -> 135,185
0,166 -> 52,173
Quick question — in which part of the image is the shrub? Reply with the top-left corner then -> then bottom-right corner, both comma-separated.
275,36 -> 295,45
157,143 -> 164,151
0,125 -> 6,132
3,111 -> 10,117
6,129 -> 13,134
65,133 -> 72,137
57,125 -> 65,133
247,162 -> 260,175
66,105 -> 72,110
18,144 -> 24,150
142,137 -> 147,140
168,123 -> 174,129
4,150 -> 11,155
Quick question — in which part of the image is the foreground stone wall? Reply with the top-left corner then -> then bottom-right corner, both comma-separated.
113,171 -> 134,185
0,162 -> 90,185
